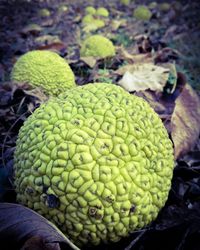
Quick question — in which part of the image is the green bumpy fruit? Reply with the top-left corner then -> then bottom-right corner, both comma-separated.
133,5 -> 152,21
85,6 -> 96,15
11,50 -> 76,96
14,83 -> 174,246
82,14 -> 95,25
96,7 -> 109,17
148,2 -> 158,9
80,35 -> 115,58
120,0 -> 131,5
38,8 -> 51,17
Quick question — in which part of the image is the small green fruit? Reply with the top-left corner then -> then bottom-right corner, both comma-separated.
133,5 -> 152,21
11,50 -> 76,96
85,6 -> 96,15
38,8 -> 51,17
80,35 -> 115,58
96,7 -> 109,17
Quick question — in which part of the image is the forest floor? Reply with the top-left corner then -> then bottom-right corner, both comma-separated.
0,0 -> 200,250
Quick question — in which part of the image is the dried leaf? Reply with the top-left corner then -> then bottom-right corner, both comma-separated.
35,35 -> 61,47
134,90 -> 175,133
171,84 -> 200,159
80,56 -> 97,68
23,88 -> 48,103
154,47 -> 180,63
117,46 -> 153,63
21,236 -> 60,250
21,24 -> 43,35
111,19 -> 127,30
118,63 -> 170,92
0,203 -> 80,250
134,35 -> 153,54
159,63 -> 178,93
37,42 -> 67,53
40,19 -> 54,27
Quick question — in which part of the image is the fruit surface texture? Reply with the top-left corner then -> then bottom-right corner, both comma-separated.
80,35 -> 115,58
133,5 -> 152,21
14,83 -> 174,245
11,50 -> 76,96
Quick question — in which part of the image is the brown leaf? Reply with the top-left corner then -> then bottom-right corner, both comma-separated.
111,19 -> 127,30
134,35 -> 153,53
40,19 -> 54,27
135,90 -> 175,133
117,46 -> 153,64
35,35 -> 62,48
154,47 -> 180,63
171,84 -> 200,159
21,236 -> 60,250
118,63 -> 169,92
37,42 -> 67,53
0,203 -> 80,250
21,24 -> 43,35
80,56 -> 97,68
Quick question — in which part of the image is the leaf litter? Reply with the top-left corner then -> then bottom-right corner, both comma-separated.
0,203 -> 80,250
0,0 -> 200,249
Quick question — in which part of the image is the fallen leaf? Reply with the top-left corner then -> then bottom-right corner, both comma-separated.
159,63 -> 178,93
118,63 -> 170,92
134,34 -> 153,53
111,19 -> 127,30
37,42 -> 67,52
21,24 -> 43,35
80,56 -> 97,68
154,47 -> 180,63
171,83 -> 200,159
23,88 -> 49,103
0,203 -> 80,250
21,236 -> 60,250
40,19 -> 54,27
35,35 -> 62,47
134,90 -> 175,133
117,46 -> 153,64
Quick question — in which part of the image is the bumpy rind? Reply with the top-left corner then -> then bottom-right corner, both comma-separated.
14,83 -> 174,246
85,6 -> 96,15
11,50 -> 76,96
96,7 -> 109,17
80,35 -> 115,58
133,6 -> 152,21
82,14 -> 95,25
120,0 -> 130,5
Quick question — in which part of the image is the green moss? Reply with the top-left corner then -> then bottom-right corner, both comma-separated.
11,50 -> 76,96
133,5 -> 152,21
96,7 -> 109,17
80,35 -> 115,58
